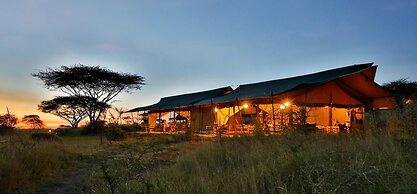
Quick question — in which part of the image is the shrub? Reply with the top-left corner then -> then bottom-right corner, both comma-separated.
366,100 -> 417,136
293,123 -> 319,134
161,127 -> 195,142
0,125 -> 15,136
105,127 -> 127,142
119,124 -> 144,132
253,121 -> 266,139
30,133 -> 62,143
55,127 -> 83,136
82,121 -> 106,135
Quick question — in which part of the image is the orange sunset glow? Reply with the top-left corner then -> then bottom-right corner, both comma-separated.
0,89 -> 66,128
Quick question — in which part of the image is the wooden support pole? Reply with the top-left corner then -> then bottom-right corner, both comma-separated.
200,107 -> 204,133
328,107 -> 333,128
213,103 -> 219,137
329,85 -> 333,131
233,106 -> 236,133
144,111 -> 149,133
227,106 -> 231,135
158,112 -> 162,132
187,110 -> 191,128
271,94 -> 276,132
262,105 -> 266,130
173,108 -> 176,132
255,104 -> 260,129
143,111 -> 146,125
177,106 -> 181,130
214,105 -> 217,128
237,103 -> 243,132
211,102 -> 215,131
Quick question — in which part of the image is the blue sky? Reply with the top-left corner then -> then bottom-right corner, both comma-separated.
0,0 -> 417,125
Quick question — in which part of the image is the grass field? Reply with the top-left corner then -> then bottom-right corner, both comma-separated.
152,133 -> 417,194
0,106 -> 416,194
0,135 -> 78,194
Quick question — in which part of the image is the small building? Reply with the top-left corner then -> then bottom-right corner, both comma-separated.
128,63 -> 394,134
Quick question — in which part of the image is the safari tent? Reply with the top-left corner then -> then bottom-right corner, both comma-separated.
128,86 -> 233,132
129,63 -> 394,134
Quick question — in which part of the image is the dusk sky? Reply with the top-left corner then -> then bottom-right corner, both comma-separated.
1,0 -> 417,127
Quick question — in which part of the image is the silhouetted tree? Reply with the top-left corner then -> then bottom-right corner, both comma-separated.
108,107 -> 125,125
22,115 -> 45,129
33,64 -> 145,123
0,108 -> 18,127
38,96 -> 109,128
383,79 -> 417,108
0,108 -> 16,136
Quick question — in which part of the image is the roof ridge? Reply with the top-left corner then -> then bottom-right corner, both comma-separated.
237,62 -> 373,88
160,86 -> 232,99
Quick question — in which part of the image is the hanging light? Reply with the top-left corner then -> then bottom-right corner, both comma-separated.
406,99 -> 412,105
284,101 -> 290,107
243,104 -> 249,109
279,105 -> 285,110
214,107 -> 218,112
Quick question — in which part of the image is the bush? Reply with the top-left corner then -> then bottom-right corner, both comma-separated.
293,123 -> 319,134
0,125 -> 15,136
82,121 -> 106,135
30,133 -> 62,143
119,124 -> 145,132
105,127 -> 127,142
253,121 -> 266,139
366,100 -> 417,136
183,127 -> 194,141
55,127 -> 83,136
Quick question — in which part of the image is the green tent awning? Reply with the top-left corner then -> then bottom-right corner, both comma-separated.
128,86 -> 233,112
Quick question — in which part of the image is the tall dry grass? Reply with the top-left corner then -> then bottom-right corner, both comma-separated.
152,133 -> 416,193
152,104 -> 417,194
0,136 -> 77,194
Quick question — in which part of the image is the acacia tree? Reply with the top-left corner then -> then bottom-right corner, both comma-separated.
0,108 -> 18,127
38,96 -> 109,128
383,79 -> 417,108
33,64 -> 145,123
22,115 -> 45,129
0,108 -> 17,136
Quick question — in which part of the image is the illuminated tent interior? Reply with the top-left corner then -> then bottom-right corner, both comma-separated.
128,86 -> 233,131
129,63 -> 394,133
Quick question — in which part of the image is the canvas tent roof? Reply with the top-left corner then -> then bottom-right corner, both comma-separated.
195,63 -> 394,108
129,63 -> 394,113
128,86 -> 233,112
